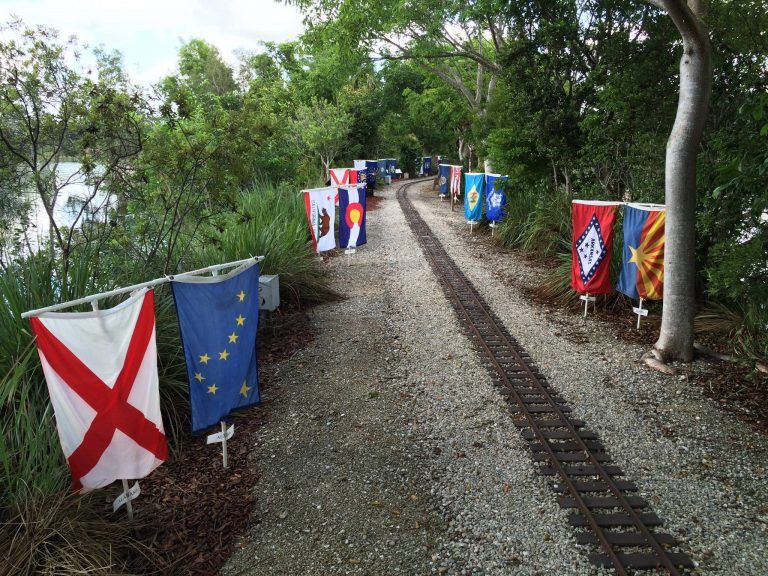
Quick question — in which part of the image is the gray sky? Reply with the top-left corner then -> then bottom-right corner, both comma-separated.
1,0 -> 306,85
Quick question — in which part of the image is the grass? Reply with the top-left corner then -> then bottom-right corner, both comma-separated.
202,179 -> 337,306
0,178 -> 336,574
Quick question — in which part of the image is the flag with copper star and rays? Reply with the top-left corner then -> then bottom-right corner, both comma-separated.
171,261 -> 261,433
616,203 -> 666,300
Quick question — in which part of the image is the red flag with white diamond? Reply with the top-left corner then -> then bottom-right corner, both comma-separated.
29,289 -> 167,492
570,200 -> 622,294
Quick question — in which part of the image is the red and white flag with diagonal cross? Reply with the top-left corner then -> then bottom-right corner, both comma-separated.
29,288 -> 167,492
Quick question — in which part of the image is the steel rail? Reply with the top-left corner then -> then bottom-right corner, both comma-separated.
396,180 -> 687,574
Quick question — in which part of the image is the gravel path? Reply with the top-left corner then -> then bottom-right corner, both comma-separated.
223,180 -> 767,575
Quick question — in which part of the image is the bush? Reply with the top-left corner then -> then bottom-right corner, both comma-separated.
201,179 -> 337,306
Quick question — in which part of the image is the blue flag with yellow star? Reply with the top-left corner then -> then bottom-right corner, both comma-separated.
171,262 -> 261,433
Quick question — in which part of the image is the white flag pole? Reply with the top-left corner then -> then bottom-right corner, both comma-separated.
580,292 -> 597,317
633,297 -> 648,329
122,479 -> 134,519
207,422 -> 234,467
221,421 -> 228,469
21,256 -> 264,318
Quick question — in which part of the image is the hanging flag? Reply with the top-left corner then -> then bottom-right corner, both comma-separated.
388,159 -> 397,176
464,172 -> 484,221
339,185 -> 367,248
571,200 -> 622,294
422,156 -> 432,175
377,159 -> 387,178
617,204 -> 666,300
330,168 -> 354,186
365,160 -> 378,188
171,261 -> 261,434
485,174 -> 508,223
29,289 -> 167,492
353,159 -> 367,171
303,187 -> 336,252
450,165 -> 462,200
438,164 -> 450,196
356,168 -> 367,191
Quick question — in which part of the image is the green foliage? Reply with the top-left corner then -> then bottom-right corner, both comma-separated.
201,180 -> 336,306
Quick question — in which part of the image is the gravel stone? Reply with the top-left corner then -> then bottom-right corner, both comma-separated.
222,181 -> 768,576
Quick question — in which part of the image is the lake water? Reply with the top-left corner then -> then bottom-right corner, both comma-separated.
23,162 -> 113,251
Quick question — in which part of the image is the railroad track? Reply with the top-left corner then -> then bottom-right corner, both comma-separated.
396,180 -> 693,575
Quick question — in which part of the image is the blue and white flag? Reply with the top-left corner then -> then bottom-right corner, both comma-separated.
422,156 -> 432,175
171,262 -> 261,433
388,159 -> 397,175
377,159 -> 387,178
464,173 -> 484,221
485,174 -> 508,222
339,185 -> 367,248
366,160 -> 378,187
438,164 -> 450,196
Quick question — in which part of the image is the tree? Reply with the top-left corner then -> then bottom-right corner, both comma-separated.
293,0 -> 512,169
644,0 -> 712,363
292,97 -> 352,181
0,20 -> 143,270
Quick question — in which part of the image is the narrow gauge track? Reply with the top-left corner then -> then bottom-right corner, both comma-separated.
396,180 -> 693,575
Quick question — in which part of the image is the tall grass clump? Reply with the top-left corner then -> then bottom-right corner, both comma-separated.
203,179 -> 337,306
494,182 -> 572,258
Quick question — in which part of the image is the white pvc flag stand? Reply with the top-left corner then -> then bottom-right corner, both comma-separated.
580,293 -> 596,317
207,422 -> 235,468
113,480 -> 140,518
633,297 -> 648,329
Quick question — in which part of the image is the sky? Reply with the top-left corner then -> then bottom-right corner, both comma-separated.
1,0 -> 306,85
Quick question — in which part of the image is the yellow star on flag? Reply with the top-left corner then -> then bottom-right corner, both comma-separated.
207,383 -> 219,394
228,332 -> 239,344
199,353 -> 211,364
194,372 -> 205,382
237,290 -> 245,302
240,381 -> 251,397
219,349 -> 230,361
235,314 -> 245,326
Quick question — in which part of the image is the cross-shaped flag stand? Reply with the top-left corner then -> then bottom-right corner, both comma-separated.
489,221 -> 496,237
113,480 -> 140,519
207,422 -> 235,468
580,293 -> 596,317
633,297 -> 648,329
345,247 -> 356,265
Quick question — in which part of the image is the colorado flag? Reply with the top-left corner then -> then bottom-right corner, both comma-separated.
339,185 -> 367,248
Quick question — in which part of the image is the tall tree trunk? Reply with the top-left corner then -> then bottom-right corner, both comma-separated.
483,157 -> 494,173
651,0 -> 712,362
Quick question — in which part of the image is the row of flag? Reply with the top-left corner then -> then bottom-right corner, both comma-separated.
571,201 -> 666,300
303,185 -> 367,253
437,164 -> 509,223
29,262 -> 263,491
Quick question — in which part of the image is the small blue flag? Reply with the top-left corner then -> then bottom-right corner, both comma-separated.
388,159 -> 397,175
422,156 -> 432,175
464,173 -> 484,221
438,164 -> 450,196
172,262 -> 261,433
485,174 -> 508,222
366,160 -> 378,187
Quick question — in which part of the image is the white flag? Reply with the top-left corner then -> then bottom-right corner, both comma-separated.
302,186 -> 337,252
29,289 -> 167,492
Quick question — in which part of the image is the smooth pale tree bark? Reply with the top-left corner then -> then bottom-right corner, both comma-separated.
646,0 -> 712,362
